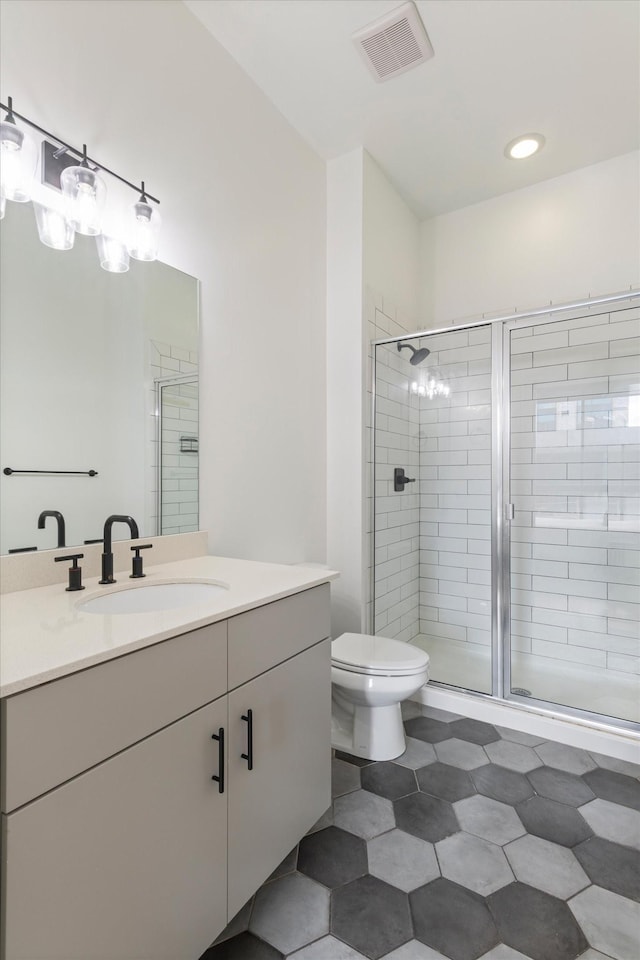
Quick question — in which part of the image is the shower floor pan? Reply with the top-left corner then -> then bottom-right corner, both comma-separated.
412,634 -> 639,725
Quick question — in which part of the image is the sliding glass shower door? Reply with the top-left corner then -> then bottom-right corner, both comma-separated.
505,305 -> 640,724
373,295 -> 639,728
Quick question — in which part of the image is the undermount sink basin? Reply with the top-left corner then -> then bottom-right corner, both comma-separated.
78,581 -> 229,615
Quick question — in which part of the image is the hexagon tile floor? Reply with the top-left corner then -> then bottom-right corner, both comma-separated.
200,705 -> 640,960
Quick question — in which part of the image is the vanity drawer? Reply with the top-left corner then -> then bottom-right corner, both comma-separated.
1,622 -> 227,813
228,584 -> 330,689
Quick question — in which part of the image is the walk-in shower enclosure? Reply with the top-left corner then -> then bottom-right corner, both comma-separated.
372,294 -> 639,729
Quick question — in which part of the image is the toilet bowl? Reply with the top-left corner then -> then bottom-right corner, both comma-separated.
331,633 -> 430,761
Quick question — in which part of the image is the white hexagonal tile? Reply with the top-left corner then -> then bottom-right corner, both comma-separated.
484,739 -> 543,773
333,788 -> 395,839
394,737 -> 438,770
569,885 -> 640,960
434,738 -> 488,770
504,834 -> 590,899
368,829 -> 439,892
454,795 -> 525,845
287,935 -> 368,959
249,872 -> 330,955
535,741 -> 598,775
436,831 -> 514,895
580,799 -> 640,851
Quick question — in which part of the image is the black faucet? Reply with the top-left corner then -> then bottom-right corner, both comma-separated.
99,515 -> 139,584
38,510 -> 66,548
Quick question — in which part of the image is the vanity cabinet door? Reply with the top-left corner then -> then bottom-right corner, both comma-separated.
2,697 -> 228,960
226,639 -> 331,919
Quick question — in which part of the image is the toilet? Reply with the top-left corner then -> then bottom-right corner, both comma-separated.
331,632 -> 430,761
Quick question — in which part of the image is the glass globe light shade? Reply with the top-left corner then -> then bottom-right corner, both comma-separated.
60,163 -> 106,236
96,234 -> 130,273
126,196 -> 161,261
33,202 -> 75,250
0,116 -> 37,202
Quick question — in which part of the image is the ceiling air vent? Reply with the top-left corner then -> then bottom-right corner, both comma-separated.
352,1 -> 434,83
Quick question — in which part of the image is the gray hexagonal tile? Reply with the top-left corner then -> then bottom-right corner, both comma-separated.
527,766 -> 595,807
471,764 -> 534,805
384,941 -> 450,959
368,828 -> 439,892
574,836 -> 640,901
504,834 -> 590,899
569,885 -> 640,960
583,767 -> 640,811
394,791 -> 459,843
588,751 -> 640,779
435,738 -> 488,770
478,947 -> 532,960
534,741 -> 597,775
410,878 -> 499,960
361,761 -> 418,800
484,740 -> 543,773
517,796 -> 592,847
332,875 -> 412,959
580,798 -> 640,851
489,883 -> 587,960
287,936 -> 368,959
450,718 -> 500,745
297,826 -> 367,888
436,832 -> 514,895
394,737 -> 438,770
306,805 -> 334,835
495,726 -> 547,747
249,873 -> 330,955
416,762 -> 476,802
201,931 -> 284,959
454,795 -> 525,845
333,789 -> 396,840
332,756 -> 361,798
405,716 -> 452,743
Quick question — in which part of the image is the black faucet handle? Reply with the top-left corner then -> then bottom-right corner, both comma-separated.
54,553 -> 85,592
130,543 -> 153,579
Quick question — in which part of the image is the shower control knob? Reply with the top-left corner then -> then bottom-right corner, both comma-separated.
394,468 -> 415,491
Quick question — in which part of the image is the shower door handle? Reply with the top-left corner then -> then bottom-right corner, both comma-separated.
394,468 -> 415,492
506,503 -> 515,521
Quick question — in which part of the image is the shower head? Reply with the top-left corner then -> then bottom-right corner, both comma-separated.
397,341 -> 430,365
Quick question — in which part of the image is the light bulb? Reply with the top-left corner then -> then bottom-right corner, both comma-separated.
126,188 -> 161,261
33,203 -> 75,250
0,113 -> 37,202
504,133 -> 545,160
96,234 -> 130,273
60,160 -> 106,236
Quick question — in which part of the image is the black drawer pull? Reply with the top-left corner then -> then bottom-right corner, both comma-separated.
211,727 -> 225,793
241,709 -> 254,771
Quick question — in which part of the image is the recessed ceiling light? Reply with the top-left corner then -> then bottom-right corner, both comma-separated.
504,134 -> 545,160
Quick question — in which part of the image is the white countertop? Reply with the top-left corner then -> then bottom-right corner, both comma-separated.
0,555 -> 339,698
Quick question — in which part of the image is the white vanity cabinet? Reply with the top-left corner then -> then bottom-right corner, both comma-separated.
0,584 -> 331,960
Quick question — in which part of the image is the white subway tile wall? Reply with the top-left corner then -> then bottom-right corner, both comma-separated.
147,340 -> 199,537
510,306 -> 640,688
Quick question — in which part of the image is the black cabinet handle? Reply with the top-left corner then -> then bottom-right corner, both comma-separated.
241,709 -> 254,771
211,727 -> 225,793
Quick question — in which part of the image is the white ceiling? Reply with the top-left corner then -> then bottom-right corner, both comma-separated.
184,0 -> 640,218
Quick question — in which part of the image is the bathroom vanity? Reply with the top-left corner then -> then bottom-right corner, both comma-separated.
0,555 -> 336,960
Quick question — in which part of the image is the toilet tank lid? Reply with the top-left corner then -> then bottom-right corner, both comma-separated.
332,633 -> 429,672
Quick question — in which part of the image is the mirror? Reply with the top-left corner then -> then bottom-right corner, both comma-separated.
0,201 -> 199,555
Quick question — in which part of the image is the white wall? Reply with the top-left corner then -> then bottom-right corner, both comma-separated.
420,151 -> 640,328
0,0 -> 326,564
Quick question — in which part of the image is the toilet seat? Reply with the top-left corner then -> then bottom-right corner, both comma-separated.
331,633 -> 429,677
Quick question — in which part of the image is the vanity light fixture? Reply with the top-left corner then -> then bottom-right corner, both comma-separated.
0,97 -> 37,202
504,133 -> 545,160
0,96 -> 161,273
